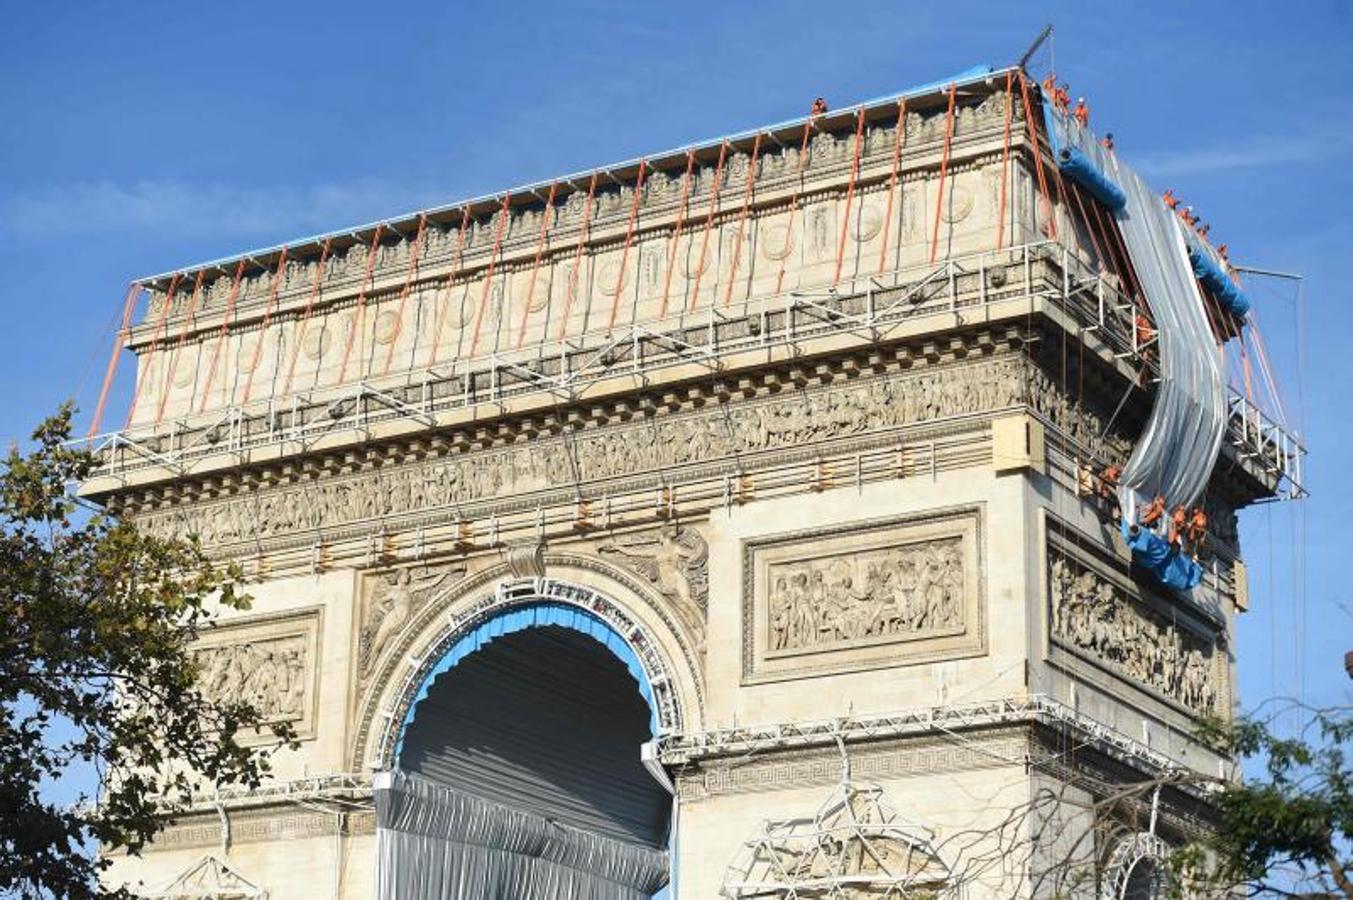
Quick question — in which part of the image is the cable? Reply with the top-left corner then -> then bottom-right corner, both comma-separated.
687,140 -> 729,314
240,249 -> 290,404
468,195 -> 512,358
427,210 -> 473,367
774,123 -> 815,296
516,183 -> 560,350
876,98 -> 907,275
833,107 -> 867,287
722,137 -> 762,309
380,214 -> 430,376
557,174 -> 599,340
281,238 -> 333,397
608,161 -> 648,330
335,225 -> 386,385
928,85 -> 957,265
198,259 -> 248,414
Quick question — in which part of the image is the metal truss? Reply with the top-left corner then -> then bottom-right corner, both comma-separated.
78,238 -> 1304,503
174,772 -> 374,814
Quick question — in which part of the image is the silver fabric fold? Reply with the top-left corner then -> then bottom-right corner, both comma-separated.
374,770 -> 670,900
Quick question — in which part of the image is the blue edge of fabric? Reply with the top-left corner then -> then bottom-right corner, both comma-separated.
395,602 -> 658,760
1187,242 -> 1251,320
1120,520 -> 1204,592
1039,102 -> 1127,212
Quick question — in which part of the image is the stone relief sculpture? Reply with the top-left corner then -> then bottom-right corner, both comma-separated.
768,537 -> 964,652
1049,551 -> 1219,714
139,355 -> 1045,547
598,525 -> 708,612
360,563 -> 467,674
194,636 -> 308,721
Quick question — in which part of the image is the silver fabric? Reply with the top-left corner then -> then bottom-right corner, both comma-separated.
374,770 -> 670,900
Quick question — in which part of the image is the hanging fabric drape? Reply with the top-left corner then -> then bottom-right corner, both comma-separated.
374,770 -> 669,900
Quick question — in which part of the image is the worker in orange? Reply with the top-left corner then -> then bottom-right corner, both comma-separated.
1217,243 -> 1230,262
1180,206 -> 1198,227
1139,494 -> 1167,528
1162,189 -> 1179,210
1168,505 -> 1188,547
1185,508 -> 1208,557
1100,132 -> 1115,151
1197,223 -> 1210,239
1097,463 -> 1121,499
1135,313 -> 1157,346
1041,73 -> 1057,99
1073,97 -> 1090,127
1057,83 -> 1072,111
810,97 -> 829,117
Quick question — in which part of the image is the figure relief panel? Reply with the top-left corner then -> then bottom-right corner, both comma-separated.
191,607 -> 323,742
598,525 -> 708,654
743,507 -> 985,683
1046,536 -> 1227,717
358,562 -> 468,681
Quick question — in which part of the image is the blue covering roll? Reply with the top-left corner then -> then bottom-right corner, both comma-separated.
1188,247 -> 1251,320
1057,147 -> 1127,211
1121,521 -> 1203,592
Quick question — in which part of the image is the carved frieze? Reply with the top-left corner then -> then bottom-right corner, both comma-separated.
1047,547 -> 1223,716
743,507 -> 985,683
135,355 -> 1030,549
191,607 -> 322,740
598,525 -> 708,656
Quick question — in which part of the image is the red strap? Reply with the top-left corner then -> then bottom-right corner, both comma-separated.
380,215 -> 429,375
156,270 -> 207,424
125,272 -> 182,428
336,225 -> 386,385
722,135 -> 762,307
608,161 -> 648,330
876,98 -> 907,275
834,108 -> 867,286
659,153 -> 696,319
515,183 -> 560,350
281,238 -> 332,397
774,123 -> 814,296
240,248 -> 290,404
687,140 -> 729,313
468,196 -> 512,358
929,85 -> 957,265
198,259 -> 248,413
428,210 -> 473,367
557,174 -> 600,340
88,282 -> 141,437
1017,73 -> 1057,241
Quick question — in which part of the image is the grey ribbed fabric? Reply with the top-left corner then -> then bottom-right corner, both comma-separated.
374,771 -> 670,899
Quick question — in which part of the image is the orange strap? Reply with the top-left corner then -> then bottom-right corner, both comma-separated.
281,238 -> 332,397
687,140 -> 729,313
515,183 -> 559,350
89,282 -> 142,437
929,85 -> 957,265
608,161 -> 648,330
1017,72 -> 1057,240
198,259 -> 248,413
775,123 -> 815,296
1067,180 -> 1105,269
722,135 -> 762,307
468,196 -> 512,359
833,108 -> 867,287
557,174 -> 600,340
659,152 -> 696,319
876,98 -> 906,275
240,248 -> 289,404
335,225 -> 385,385
156,270 -> 207,424
124,272 -> 182,428
428,210 -> 472,367
995,71 -> 1014,251
380,214 -> 429,376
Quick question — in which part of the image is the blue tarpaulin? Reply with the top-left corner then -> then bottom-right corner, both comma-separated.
1188,244 -> 1251,320
1056,147 -> 1127,211
1121,520 -> 1203,592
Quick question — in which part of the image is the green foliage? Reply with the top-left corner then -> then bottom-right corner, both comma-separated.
0,406 -> 294,899
1175,707 -> 1353,898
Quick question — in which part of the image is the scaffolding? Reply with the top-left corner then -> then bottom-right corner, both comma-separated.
77,238 -> 1305,502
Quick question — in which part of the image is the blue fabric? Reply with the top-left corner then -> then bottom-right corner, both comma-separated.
1121,520 -> 1203,592
397,601 -> 659,754
1040,101 -> 1127,212
1188,245 -> 1250,320
1057,147 -> 1127,211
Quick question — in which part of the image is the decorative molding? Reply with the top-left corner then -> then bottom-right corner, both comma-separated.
742,506 -> 986,683
192,606 -> 323,741
357,562 -> 467,678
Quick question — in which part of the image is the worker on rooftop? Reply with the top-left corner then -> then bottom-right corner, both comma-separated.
810,97 -> 828,117
1197,223 -> 1211,239
1056,83 -> 1071,111
1140,495 -> 1167,529
1101,132 -> 1115,151
1073,98 -> 1090,127
1180,206 -> 1198,227
1186,508 -> 1208,559
1163,189 -> 1179,210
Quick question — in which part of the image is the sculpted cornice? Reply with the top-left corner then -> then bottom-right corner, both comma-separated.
127,347 -> 1033,551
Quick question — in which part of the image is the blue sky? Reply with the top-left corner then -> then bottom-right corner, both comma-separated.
1,0 -> 1347,755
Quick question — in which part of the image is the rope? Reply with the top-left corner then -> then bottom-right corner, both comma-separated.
380,214 -> 429,375
468,195 -> 512,358
89,282 -> 142,437
608,161 -> 648,330
240,248 -> 290,404
995,71 -> 1014,251
833,108 -> 867,287
876,98 -> 906,275
515,183 -> 559,350
335,225 -> 385,385
775,123 -> 815,296
155,270 -> 206,424
687,140 -> 729,313
281,237 -> 333,397
428,209 -> 472,367
722,135 -> 762,308
928,85 -> 957,265
1017,72 -> 1057,240
557,173 -> 599,340
198,259 -> 248,414
124,272 -> 182,428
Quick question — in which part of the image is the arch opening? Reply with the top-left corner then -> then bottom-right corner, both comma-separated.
374,599 -> 672,899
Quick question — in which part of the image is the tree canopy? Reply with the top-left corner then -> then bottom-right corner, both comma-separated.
0,407 -> 291,899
